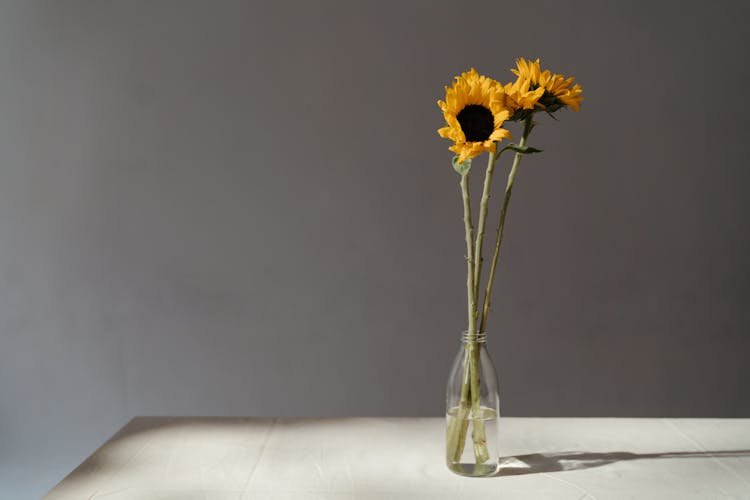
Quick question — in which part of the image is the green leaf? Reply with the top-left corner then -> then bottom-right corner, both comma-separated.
498,144 -> 543,156
452,156 -> 472,175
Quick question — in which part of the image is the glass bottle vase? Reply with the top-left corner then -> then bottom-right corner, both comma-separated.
445,331 -> 500,476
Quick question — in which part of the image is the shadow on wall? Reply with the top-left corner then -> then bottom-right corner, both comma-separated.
496,449 -> 750,477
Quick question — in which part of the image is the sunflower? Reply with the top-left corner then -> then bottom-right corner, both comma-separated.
504,76 -> 545,119
437,69 -> 511,163
509,58 -> 583,116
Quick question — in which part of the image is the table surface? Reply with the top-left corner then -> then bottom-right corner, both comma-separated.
45,417 -> 750,499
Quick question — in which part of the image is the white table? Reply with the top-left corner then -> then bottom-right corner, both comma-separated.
45,417 -> 750,499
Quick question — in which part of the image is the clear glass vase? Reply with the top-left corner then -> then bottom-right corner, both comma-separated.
445,331 -> 500,476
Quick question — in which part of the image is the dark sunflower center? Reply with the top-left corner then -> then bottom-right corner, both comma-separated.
531,84 -> 564,112
457,104 -> 494,142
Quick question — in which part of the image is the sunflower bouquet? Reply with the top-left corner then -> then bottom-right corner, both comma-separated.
439,59 -> 582,472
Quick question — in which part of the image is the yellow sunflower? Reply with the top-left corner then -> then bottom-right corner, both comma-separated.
504,76 -> 544,117
510,58 -> 584,114
437,68 -> 511,163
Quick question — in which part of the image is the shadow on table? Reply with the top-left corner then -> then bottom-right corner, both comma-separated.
495,449 -> 750,477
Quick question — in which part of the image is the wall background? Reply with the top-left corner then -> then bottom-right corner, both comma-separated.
1,0 -> 748,497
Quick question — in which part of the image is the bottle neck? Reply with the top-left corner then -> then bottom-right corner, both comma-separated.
461,331 -> 487,344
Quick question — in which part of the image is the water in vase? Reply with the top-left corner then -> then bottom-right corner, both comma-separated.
445,406 -> 500,476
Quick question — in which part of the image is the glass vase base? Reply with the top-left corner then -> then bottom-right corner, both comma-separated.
445,405 -> 499,477
446,462 -> 499,477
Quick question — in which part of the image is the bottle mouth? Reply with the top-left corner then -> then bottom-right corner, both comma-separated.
461,331 -> 487,343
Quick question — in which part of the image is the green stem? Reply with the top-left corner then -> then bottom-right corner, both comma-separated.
459,173 -> 477,335
447,173 -> 487,464
465,152 -> 499,465
472,151 -> 498,316
446,348 -> 471,462
449,171 -> 491,466
468,340 -> 488,463
479,116 -> 534,334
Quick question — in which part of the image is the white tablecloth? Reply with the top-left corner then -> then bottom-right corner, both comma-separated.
45,417 -> 750,499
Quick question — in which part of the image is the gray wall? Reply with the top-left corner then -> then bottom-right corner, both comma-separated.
1,0 -> 749,497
